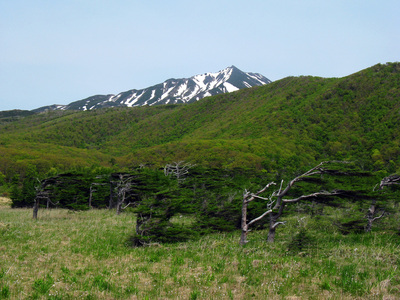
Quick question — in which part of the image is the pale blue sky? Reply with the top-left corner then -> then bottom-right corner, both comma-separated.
1,0 -> 399,111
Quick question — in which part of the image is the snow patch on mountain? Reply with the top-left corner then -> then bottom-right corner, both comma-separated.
33,66 -> 271,112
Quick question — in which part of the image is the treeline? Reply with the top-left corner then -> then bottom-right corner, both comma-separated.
8,162 -> 400,245
9,164 -> 263,244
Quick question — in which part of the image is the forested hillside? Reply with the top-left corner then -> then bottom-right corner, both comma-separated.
0,62 -> 399,180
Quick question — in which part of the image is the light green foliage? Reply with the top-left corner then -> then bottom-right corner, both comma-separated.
0,63 -> 399,181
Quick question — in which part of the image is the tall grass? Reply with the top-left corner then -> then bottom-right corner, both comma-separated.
0,204 -> 399,299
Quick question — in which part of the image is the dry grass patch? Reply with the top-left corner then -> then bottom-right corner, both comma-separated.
0,196 -> 11,207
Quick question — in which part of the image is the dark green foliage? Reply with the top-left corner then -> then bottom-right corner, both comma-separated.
183,167 -> 245,233
10,165 -> 38,208
129,181 -> 198,245
126,167 -> 269,245
196,197 -> 241,233
287,228 -> 316,255
0,109 -> 35,124
10,168 -> 115,209
335,219 -> 366,235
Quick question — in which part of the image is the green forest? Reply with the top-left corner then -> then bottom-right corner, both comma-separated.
1,62 -> 399,242
1,62 -> 399,178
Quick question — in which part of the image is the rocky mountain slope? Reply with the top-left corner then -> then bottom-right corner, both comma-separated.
34,66 -> 271,112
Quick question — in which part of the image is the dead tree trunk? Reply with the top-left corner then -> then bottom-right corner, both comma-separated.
365,199 -> 384,233
33,196 -> 40,219
33,179 -> 50,219
366,174 -> 399,232
266,161 -> 348,243
33,191 -> 51,219
267,203 -> 286,243
89,185 -> 94,209
240,182 -> 276,245
116,189 -> 126,215
115,174 -> 133,215
164,161 -> 195,184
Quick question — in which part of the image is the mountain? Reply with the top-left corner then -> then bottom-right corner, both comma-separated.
1,62 -> 399,176
33,66 -> 271,112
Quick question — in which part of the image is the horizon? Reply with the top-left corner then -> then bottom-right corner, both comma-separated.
0,62 -> 395,112
1,1 -> 399,111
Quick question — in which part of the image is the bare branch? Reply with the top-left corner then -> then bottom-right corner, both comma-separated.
122,202 -> 133,210
252,195 -> 273,201
379,174 -> 400,189
283,190 -> 344,203
164,161 -> 195,183
272,221 -> 286,229
372,211 -> 385,222
255,182 -> 276,195
268,161 -> 351,242
247,209 -> 273,227
240,182 -> 276,245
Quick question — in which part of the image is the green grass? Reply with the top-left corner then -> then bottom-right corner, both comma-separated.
0,205 -> 399,299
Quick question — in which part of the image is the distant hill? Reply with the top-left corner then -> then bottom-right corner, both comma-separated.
0,62 -> 399,177
0,110 -> 35,124
32,66 -> 271,112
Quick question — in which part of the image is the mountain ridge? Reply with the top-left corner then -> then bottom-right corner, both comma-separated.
0,62 -> 398,176
32,66 -> 271,112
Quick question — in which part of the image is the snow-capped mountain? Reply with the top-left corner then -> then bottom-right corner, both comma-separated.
35,66 -> 271,112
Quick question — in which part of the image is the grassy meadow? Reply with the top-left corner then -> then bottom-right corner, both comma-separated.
1,199 -> 400,299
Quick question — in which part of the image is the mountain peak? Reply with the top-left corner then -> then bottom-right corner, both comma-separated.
34,66 -> 271,112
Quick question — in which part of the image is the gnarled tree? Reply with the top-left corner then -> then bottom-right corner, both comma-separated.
267,161 -> 350,243
164,161 -> 195,184
33,177 -> 60,219
240,182 -> 276,245
115,174 -> 135,215
367,174 -> 400,232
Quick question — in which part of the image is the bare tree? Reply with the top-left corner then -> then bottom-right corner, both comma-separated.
33,186 -> 48,219
33,178 -> 59,219
164,161 -> 195,184
115,174 -> 134,215
367,174 -> 400,232
240,182 -> 276,245
267,161 -> 348,243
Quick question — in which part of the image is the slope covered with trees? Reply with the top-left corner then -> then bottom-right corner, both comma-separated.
0,62 -> 399,180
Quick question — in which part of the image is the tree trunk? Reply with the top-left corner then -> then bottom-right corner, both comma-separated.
365,202 -> 375,233
267,213 -> 277,243
33,197 -> 39,219
240,226 -> 248,246
136,217 -> 142,235
116,190 -> 125,215
267,226 -> 276,243
116,201 -> 122,215
89,186 -> 93,209
240,195 -> 249,245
